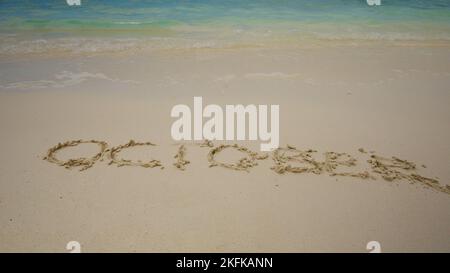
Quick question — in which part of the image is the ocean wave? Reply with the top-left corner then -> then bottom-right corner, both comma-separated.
1,27 -> 450,56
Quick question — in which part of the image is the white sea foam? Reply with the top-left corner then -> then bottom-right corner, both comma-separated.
114,21 -> 143,25
0,71 -> 139,89
0,38 -> 146,55
0,36 -> 226,56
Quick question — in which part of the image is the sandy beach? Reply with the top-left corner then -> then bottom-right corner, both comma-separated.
0,44 -> 449,252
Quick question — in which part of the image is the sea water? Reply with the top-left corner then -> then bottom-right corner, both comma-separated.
1,0 -> 450,54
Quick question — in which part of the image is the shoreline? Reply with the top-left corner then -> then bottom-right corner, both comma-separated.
2,28 -> 450,60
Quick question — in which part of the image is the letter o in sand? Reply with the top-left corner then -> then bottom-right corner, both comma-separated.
43,140 -> 108,171
207,144 -> 268,172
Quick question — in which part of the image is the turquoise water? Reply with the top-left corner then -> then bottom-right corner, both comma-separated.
1,0 -> 450,28
1,0 -> 450,54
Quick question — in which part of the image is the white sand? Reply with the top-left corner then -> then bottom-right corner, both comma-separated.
0,45 -> 449,252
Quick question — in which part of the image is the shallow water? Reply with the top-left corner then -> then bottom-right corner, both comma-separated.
1,0 -> 450,54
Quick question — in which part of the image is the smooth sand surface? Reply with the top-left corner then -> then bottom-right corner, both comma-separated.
0,46 -> 449,252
